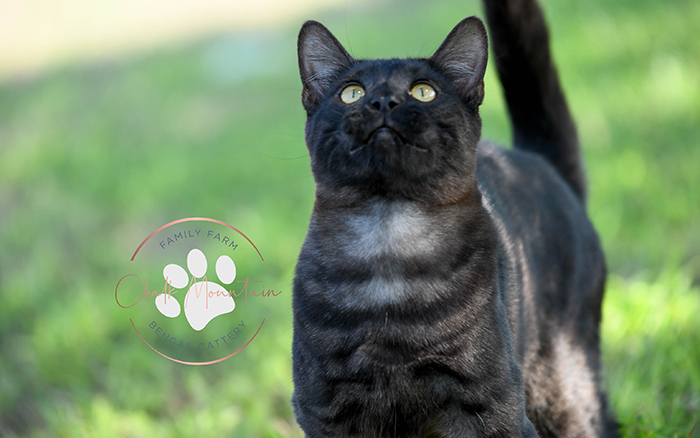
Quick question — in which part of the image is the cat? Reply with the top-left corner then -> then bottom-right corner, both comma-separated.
291,0 -> 620,436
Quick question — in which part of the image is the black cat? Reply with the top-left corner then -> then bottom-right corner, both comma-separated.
291,0 -> 619,436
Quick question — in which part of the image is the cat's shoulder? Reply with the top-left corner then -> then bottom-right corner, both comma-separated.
475,139 -> 592,245
476,140 -> 578,205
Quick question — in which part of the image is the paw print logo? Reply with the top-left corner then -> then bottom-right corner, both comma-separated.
155,248 -> 236,331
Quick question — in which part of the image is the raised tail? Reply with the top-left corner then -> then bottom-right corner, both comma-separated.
483,0 -> 586,201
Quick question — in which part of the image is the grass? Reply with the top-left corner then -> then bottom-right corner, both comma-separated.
0,0 -> 698,436
604,271 -> 700,436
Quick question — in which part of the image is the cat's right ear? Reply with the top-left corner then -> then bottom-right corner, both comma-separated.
298,21 -> 354,115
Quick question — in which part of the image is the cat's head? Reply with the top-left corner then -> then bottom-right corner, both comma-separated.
298,17 -> 488,205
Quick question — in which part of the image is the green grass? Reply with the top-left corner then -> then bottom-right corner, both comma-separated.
604,271 -> 700,436
0,0 -> 698,436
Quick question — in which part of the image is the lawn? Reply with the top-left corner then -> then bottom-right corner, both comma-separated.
0,0 -> 698,436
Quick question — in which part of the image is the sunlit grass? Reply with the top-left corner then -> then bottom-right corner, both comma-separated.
603,270 -> 700,436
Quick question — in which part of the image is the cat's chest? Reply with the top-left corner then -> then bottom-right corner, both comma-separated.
340,201 -> 440,262
311,201 -> 456,308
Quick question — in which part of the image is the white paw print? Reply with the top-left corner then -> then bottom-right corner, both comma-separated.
156,248 -> 236,331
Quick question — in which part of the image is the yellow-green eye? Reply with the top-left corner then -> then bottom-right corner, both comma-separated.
340,85 -> 365,104
410,83 -> 436,102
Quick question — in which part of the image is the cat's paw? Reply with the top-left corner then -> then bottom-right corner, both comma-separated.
160,248 -> 237,331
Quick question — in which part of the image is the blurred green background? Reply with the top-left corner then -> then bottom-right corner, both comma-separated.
0,0 -> 698,436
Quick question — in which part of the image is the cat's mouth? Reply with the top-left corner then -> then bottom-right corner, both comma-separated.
352,125 -> 427,153
367,126 -> 406,144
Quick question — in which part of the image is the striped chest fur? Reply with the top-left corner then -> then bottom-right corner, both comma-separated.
302,200 -> 469,312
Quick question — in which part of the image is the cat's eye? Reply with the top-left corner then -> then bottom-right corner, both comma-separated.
340,85 -> 366,104
410,83 -> 437,102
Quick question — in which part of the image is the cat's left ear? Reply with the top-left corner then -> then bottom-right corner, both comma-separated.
430,16 -> 488,107
298,21 -> 354,115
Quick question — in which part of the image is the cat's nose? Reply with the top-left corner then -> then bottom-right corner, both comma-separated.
369,95 -> 400,113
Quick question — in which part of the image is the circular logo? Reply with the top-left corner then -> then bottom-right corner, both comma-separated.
115,218 -> 280,365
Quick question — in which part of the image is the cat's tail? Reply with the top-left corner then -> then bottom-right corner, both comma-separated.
482,0 -> 586,200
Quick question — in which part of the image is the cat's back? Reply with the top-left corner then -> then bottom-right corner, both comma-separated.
476,141 -> 589,240
475,141 -> 606,355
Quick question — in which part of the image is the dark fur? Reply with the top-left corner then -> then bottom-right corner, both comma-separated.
292,0 -> 619,436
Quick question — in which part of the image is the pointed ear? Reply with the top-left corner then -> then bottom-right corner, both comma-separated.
298,21 -> 354,114
430,16 -> 488,107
